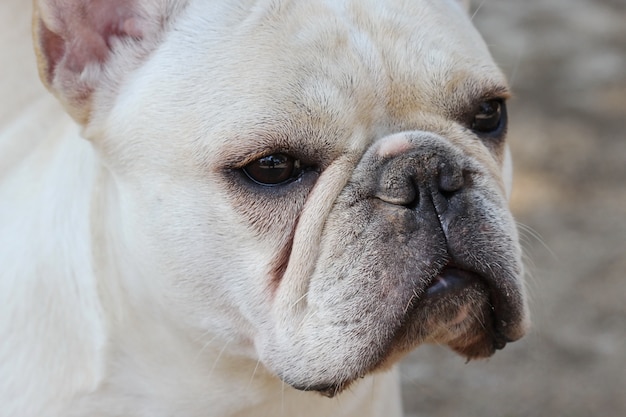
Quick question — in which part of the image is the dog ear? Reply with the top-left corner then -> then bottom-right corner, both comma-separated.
32,0 -> 186,124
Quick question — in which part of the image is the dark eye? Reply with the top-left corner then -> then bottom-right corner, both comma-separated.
242,154 -> 302,186
471,99 -> 505,134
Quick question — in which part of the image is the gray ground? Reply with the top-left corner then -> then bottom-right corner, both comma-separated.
401,1 -> 626,416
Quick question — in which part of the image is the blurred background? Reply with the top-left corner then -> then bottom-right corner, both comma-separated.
401,1 -> 626,416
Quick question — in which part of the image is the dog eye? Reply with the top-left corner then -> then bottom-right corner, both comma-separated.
242,154 -> 302,186
471,99 -> 505,134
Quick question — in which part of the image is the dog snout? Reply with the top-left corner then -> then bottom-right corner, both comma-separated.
375,145 -> 467,214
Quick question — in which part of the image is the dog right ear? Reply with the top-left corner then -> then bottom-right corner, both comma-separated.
32,0 -> 187,124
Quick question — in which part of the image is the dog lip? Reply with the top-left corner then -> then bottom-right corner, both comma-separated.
425,267 -> 481,298
290,382 -> 348,398
420,264 -> 518,353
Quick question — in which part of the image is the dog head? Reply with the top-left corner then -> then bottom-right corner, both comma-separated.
34,0 -> 529,396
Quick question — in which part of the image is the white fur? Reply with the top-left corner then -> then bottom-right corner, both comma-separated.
1,0 -> 524,416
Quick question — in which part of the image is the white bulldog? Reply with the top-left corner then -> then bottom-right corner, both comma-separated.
0,0 -> 529,416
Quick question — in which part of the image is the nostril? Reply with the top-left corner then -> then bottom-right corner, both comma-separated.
376,168 -> 418,207
438,163 -> 465,197
375,151 -> 468,209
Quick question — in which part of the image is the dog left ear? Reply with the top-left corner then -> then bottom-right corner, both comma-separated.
32,0 -> 185,124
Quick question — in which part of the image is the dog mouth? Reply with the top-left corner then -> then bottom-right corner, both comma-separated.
423,266 -> 507,343
392,263 -> 518,361
301,264 -> 518,398
426,266 -> 482,298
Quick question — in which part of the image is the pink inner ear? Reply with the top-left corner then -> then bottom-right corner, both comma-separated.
64,24 -> 110,73
38,0 -> 145,76
38,22 -> 66,86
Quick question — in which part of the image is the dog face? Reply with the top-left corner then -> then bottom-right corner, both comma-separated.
35,0 -> 528,397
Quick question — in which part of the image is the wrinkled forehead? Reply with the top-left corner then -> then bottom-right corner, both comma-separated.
110,0 -> 507,160
213,1 -> 503,87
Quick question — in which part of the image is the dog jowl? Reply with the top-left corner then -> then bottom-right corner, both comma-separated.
0,0 -> 529,416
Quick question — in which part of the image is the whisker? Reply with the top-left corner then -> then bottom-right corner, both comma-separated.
517,221 -> 557,261
290,292 -> 309,309
247,358 -> 262,388
281,379 -> 286,415
194,333 -> 220,361
207,340 -> 231,379
404,290 -> 418,314
507,40 -> 525,90
470,0 -> 488,21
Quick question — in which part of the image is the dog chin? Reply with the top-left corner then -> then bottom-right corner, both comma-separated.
395,266 -> 512,357
281,265 -> 518,398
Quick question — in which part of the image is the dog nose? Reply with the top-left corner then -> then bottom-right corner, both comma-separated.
375,149 -> 466,212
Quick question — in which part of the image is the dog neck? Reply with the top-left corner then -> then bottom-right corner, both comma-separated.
0,104 -> 105,416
